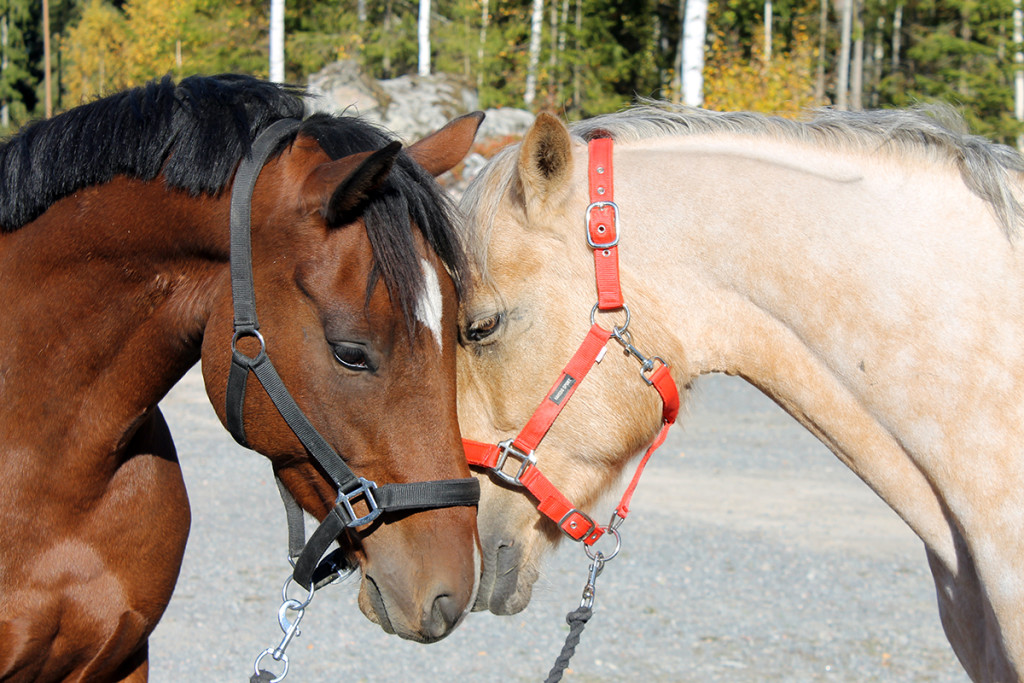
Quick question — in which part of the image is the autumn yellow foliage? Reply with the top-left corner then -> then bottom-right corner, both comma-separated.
63,0 -> 265,105
703,22 -> 823,117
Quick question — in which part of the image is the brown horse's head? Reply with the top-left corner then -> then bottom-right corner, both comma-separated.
201,113 -> 483,642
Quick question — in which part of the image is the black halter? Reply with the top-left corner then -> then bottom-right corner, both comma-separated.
224,118 -> 479,590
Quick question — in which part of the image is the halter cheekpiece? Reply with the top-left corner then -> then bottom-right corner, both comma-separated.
463,135 -> 679,545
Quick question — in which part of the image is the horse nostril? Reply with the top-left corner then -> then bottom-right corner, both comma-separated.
424,592 -> 462,641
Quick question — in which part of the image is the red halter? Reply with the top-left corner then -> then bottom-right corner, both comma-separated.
463,137 -> 680,546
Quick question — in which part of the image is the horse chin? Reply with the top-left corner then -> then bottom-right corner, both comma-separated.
358,577 -> 396,634
473,536 -> 539,615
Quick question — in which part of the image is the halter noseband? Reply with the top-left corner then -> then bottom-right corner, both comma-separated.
225,118 -> 479,590
463,136 -> 680,547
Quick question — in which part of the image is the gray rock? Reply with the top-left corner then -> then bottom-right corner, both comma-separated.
305,61 -> 533,143
305,59 -> 388,121
479,107 -> 535,139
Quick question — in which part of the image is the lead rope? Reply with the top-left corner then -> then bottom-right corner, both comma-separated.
544,521 -> 622,682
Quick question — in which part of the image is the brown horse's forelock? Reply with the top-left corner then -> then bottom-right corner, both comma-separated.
299,113 -> 467,335
0,74 -> 466,333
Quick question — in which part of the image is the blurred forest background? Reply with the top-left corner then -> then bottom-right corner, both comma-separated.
0,0 -> 1021,144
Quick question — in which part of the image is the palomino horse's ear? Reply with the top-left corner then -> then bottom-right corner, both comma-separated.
320,141 -> 402,228
517,112 -> 573,208
406,111 -> 485,177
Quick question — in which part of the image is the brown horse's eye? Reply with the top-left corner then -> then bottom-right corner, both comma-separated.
465,313 -> 502,343
332,343 -> 372,371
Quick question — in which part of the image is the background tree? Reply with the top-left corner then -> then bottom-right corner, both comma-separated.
270,0 -> 284,81
2,0 -> 1022,145
681,0 -> 709,105
418,0 -> 430,75
0,0 -> 31,128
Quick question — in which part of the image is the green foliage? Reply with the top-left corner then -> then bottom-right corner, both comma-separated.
0,0 -> 33,129
885,0 -> 1022,142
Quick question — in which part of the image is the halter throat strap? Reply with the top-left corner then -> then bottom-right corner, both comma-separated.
224,119 -> 479,589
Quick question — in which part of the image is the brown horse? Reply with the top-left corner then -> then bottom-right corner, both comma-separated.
0,75 -> 482,681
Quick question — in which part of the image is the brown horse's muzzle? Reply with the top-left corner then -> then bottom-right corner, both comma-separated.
355,505 -> 480,643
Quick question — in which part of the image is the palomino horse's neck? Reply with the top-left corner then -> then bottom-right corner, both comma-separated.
605,135 -> 1023,567
0,176 -> 230,462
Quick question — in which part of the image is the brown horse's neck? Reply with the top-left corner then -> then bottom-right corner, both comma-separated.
0,175 -> 231,470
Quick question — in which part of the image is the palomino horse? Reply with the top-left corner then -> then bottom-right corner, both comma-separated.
457,103 -> 1024,682
0,74 -> 483,681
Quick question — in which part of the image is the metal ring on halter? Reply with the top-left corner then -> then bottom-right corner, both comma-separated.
254,649 -> 288,683
640,356 -> 667,386
231,328 -> 267,360
584,525 -> 621,562
590,302 -> 630,336
281,575 -> 315,610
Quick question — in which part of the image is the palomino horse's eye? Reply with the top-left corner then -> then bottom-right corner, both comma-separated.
332,343 -> 372,372
465,313 -> 502,343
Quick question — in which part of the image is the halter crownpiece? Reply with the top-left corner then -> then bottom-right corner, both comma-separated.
225,118 -> 479,591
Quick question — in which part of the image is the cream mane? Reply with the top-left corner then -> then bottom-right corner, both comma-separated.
461,102 -> 1024,254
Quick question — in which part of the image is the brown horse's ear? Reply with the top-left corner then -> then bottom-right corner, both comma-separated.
518,112 -> 573,209
406,111 -> 485,177
315,141 -> 402,228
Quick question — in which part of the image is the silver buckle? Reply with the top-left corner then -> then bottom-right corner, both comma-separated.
492,439 -> 536,487
558,509 -> 597,542
585,201 -> 620,248
337,477 -> 381,527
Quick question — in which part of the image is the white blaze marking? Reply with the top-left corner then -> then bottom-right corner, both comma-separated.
416,259 -> 444,349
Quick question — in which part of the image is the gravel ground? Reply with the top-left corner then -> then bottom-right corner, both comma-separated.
150,367 -> 970,683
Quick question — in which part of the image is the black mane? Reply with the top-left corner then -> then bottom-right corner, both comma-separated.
0,73 -> 466,321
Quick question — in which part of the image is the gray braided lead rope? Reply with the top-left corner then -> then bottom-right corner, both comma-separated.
250,671 -> 276,683
543,605 -> 594,683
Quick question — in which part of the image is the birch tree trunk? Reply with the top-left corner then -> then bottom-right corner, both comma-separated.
681,0 -> 708,107
524,0 -> 543,106
1015,0 -> 1023,149
572,0 -> 581,112
269,0 -> 285,82
837,0 -> 853,110
892,2 -> 903,71
548,0 -> 557,97
871,13 -> 884,107
851,0 -> 863,110
1,14 -> 8,129
814,0 -> 826,103
764,0 -> 773,63
672,0 -> 684,102
418,0 -> 431,76
383,0 -> 393,76
477,0 -> 489,91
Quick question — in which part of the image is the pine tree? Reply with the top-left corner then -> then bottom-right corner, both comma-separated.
0,0 -> 31,129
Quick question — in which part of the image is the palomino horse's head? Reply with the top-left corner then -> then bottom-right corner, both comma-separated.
458,113 -> 673,614
201,113 -> 483,642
